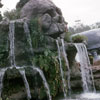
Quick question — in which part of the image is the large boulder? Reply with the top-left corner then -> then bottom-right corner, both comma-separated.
20,0 -> 67,38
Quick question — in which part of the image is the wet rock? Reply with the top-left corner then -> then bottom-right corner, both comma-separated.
0,20 -> 9,67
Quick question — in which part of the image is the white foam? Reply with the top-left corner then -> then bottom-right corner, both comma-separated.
81,93 -> 100,99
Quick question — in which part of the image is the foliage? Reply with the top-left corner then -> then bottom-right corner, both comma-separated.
64,32 -> 72,42
30,18 -> 46,48
32,49 -> 67,98
3,9 -> 20,20
72,35 -> 88,43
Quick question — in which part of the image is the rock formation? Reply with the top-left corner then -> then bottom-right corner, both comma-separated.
20,0 -> 67,39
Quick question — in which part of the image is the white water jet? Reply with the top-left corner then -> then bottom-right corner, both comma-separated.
23,22 -> 33,55
56,40 -> 67,99
19,69 -> 31,100
0,68 -> 7,97
9,21 -> 16,67
61,39 -> 71,95
74,43 -> 95,92
32,67 -> 52,100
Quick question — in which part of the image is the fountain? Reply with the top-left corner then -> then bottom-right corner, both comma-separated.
56,39 -> 67,99
0,19 -> 99,100
74,43 -> 95,92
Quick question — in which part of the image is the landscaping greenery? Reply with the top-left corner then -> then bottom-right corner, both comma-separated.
32,49 -> 67,99
64,32 -> 72,42
72,35 -> 87,43
30,18 -> 46,48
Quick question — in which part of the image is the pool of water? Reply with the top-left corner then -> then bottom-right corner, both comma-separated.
57,92 -> 100,100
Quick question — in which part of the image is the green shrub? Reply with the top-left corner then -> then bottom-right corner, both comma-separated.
72,35 -> 87,43
32,49 -> 67,98
64,32 -> 72,42
30,18 -> 46,48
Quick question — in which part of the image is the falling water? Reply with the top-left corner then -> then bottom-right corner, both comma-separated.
61,39 -> 71,96
19,69 -> 31,100
23,22 -> 33,55
56,40 -> 67,99
9,21 -> 16,67
74,43 -> 95,92
32,67 -> 52,100
0,68 -> 7,97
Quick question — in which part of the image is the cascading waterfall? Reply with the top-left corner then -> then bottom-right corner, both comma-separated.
83,44 -> 96,92
32,67 -> 52,100
0,68 -> 7,97
9,21 -> 32,100
23,21 -> 52,100
23,22 -> 34,55
9,21 -> 16,67
74,43 -> 95,92
61,39 -> 71,96
19,69 -> 31,100
56,40 -> 67,99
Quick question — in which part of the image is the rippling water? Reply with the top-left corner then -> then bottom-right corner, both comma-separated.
56,92 -> 100,100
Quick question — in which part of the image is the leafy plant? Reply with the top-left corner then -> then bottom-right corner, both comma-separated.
72,35 -> 87,43
30,18 -> 46,48
32,49 -> 68,98
64,32 -> 72,42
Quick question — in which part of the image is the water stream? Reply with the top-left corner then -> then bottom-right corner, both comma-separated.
23,22 -> 33,55
9,21 -> 16,67
32,67 -> 52,100
56,40 -> 67,99
23,21 -> 52,100
61,39 -> 71,96
0,68 -> 7,97
74,43 -> 95,92
9,21 -> 32,100
19,69 -> 31,100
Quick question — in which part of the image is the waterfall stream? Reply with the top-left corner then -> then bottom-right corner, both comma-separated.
61,39 -> 71,96
32,67 -> 52,100
23,21 -> 52,100
9,21 -> 16,67
23,22 -> 34,55
56,40 -> 67,99
19,69 -> 31,100
9,21 -> 32,100
0,68 -> 7,97
74,43 -> 95,92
